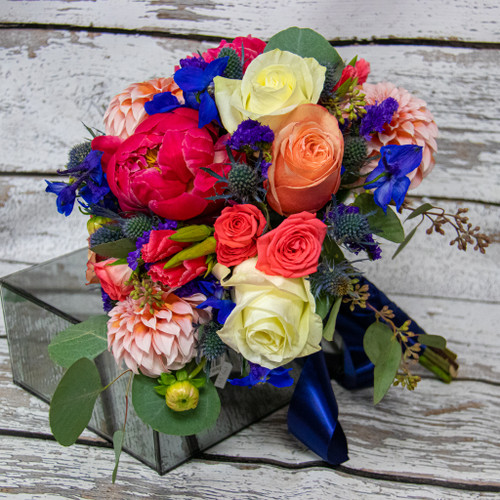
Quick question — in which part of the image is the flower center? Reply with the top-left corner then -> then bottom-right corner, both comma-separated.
144,147 -> 160,171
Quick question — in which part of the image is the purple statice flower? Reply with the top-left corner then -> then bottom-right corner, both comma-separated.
227,119 -> 274,152
126,219 -> 177,270
101,288 -> 116,313
366,144 -> 422,212
324,202 -> 381,260
229,362 -> 294,388
179,56 -> 209,71
360,97 -> 398,140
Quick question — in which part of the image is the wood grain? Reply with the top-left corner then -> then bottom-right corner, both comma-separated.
1,30 -> 499,203
2,0 -> 500,43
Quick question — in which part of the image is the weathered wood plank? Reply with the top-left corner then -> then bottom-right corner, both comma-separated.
1,30 -> 499,202
3,437 -> 497,499
2,0 -> 500,43
1,337 -> 499,491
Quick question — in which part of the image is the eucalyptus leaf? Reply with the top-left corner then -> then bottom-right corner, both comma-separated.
363,322 -> 394,364
406,202 -> 434,221
323,296 -> 342,341
353,193 -> 405,243
132,374 -> 221,436
315,293 -> 332,320
418,334 -> 447,349
48,315 -> 109,368
363,322 -> 402,404
90,238 -> 137,258
392,225 -> 418,260
264,27 -> 344,81
112,430 -> 125,483
49,358 -> 103,446
373,341 -> 402,405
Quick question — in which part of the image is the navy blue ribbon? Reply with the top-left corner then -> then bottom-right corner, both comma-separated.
287,351 -> 348,464
287,278 -> 429,464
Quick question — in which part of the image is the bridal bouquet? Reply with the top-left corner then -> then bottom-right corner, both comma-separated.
45,27 -> 489,476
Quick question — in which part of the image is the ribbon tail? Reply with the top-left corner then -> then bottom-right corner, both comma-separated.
287,351 -> 348,465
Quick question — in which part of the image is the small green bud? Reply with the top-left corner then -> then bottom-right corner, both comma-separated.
165,381 -> 200,412
169,225 -> 214,242
87,217 -> 113,235
163,237 -> 217,269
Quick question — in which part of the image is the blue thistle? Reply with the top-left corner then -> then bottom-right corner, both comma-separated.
309,260 -> 358,298
67,142 -> 92,170
324,202 -> 381,260
198,322 -> 227,361
89,225 -> 124,247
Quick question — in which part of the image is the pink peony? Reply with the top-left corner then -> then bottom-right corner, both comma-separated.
103,77 -> 183,140
93,258 -> 134,301
361,82 -> 438,188
92,108 -> 232,220
107,291 -> 210,377
201,35 -> 266,71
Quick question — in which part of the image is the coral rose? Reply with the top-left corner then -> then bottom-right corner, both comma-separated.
213,258 -> 323,369
92,108 -> 231,220
93,258 -> 134,301
256,212 -> 326,278
214,49 -> 326,133
361,82 -> 438,189
214,204 -> 267,267
266,103 -> 344,215
107,291 -> 210,377
103,77 -> 183,140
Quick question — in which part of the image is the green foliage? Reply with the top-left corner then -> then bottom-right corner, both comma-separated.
321,238 -> 345,264
90,238 -> 137,258
170,225 -> 214,242
418,334 -> 447,349
406,202 -> 434,221
132,374 -> 221,436
392,225 -> 418,259
49,358 -> 103,446
315,293 -> 332,320
48,315 -> 109,368
264,27 -> 344,83
112,430 -> 125,483
322,296 -> 342,341
353,193 -> 405,243
363,322 -> 402,404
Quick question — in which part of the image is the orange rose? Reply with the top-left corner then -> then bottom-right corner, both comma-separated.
266,103 -> 344,215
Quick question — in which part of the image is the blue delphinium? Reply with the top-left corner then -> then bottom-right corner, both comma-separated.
45,148 -> 110,216
193,280 -> 235,324
229,362 -> 294,388
144,92 -> 182,116
174,56 -> 228,128
360,97 -> 399,140
365,144 -> 423,212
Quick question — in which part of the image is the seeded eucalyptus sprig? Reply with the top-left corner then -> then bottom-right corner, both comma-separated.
394,201 -> 491,258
